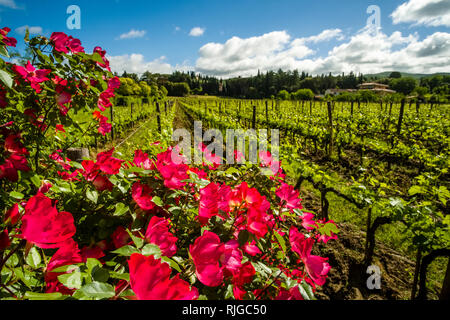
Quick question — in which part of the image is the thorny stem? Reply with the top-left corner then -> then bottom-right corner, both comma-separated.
0,240 -> 26,284
112,281 -> 130,300
0,284 -> 17,299
255,270 -> 282,300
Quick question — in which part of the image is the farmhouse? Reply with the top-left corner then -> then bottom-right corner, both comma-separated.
357,82 -> 396,94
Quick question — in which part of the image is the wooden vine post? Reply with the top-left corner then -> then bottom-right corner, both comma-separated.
440,258 -> 450,300
411,248 -> 422,300
396,98 -> 406,135
156,101 -> 162,133
130,102 -> 134,126
363,215 -> 392,267
265,100 -> 269,122
327,101 -> 333,158
417,249 -> 450,300
67,148 -> 89,163
110,103 -> 114,140
252,105 -> 257,129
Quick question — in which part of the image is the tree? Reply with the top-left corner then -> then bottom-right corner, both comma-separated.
390,77 -> 417,96
414,86 -> 428,99
293,89 -> 314,101
277,89 -> 290,100
358,90 -> 378,103
335,92 -> 356,102
164,82 -> 190,97
139,81 -> 152,97
389,72 -> 402,79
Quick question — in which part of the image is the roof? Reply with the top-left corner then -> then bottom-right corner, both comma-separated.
358,82 -> 390,88
371,88 -> 396,93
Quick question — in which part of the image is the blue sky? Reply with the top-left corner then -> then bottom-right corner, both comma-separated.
1,0 -> 449,77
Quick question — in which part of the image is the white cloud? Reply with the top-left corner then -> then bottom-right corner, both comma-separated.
391,0 -> 450,27
118,29 -> 146,40
108,53 -> 192,75
196,31 -> 314,77
195,29 -> 450,78
175,26 -> 181,32
0,0 -> 19,9
304,29 -> 345,43
189,27 -> 205,37
15,25 -> 42,35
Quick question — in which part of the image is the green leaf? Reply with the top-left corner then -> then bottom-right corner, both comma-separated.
92,267 -> 110,283
298,281 -> 316,300
0,45 -> 9,58
91,52 -> 105,64
52,181 -> 72,193
30,175 -> 41,188
24,292 -> 63,300
152,196 -> 163,207
318,222 -> 340,237
408,185 -> 424,196
10,191 -> 24,200
86,189 -> 98,204
50,264 -> 82,273
225,167 -> 241,176
79,282 -> 115,300
118,289 -> 135,298
141,243 -> 161,258
86,258 -> 102,274
70,161 -> 84,170
274,231 -> 287,253
161,256 -> 181,272
111,245 -> 139,257
109,271 -> 130,281
25,247 -> 41,268
126,230 -> 144,249
58,271 -> 83,290
125,167 -> 144,174
237,230 -> 250,247
114,202 -> 129,216
225,284 -> 234,299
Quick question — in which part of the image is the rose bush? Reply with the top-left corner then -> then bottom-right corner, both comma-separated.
0,29 -> 338,300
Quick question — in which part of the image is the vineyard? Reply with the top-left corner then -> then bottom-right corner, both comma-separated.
0,28 -> 449,302
176,97 -> 450,299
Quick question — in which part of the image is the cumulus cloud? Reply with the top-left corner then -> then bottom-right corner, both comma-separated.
108,53 -> 192,75
0,0 -> 19,9
391,0 -> 450,27
196,31 -> 314,77
118,29 -> 146,40
304,29 -> 345,43
189,27 -> 205,37
195,29 -> 450,78
15,25 -> 42,35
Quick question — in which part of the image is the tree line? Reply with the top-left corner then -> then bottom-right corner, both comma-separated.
115,69 -> 449,102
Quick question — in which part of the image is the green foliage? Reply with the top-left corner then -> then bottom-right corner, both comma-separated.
390,77 -> 417,95
277,90 -> 290,100
164,81 -> 190,97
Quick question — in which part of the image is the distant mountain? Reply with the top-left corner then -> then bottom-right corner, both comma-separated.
365,71 -> 450,80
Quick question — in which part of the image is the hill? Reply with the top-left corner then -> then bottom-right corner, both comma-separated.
365,71 -> 450,80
